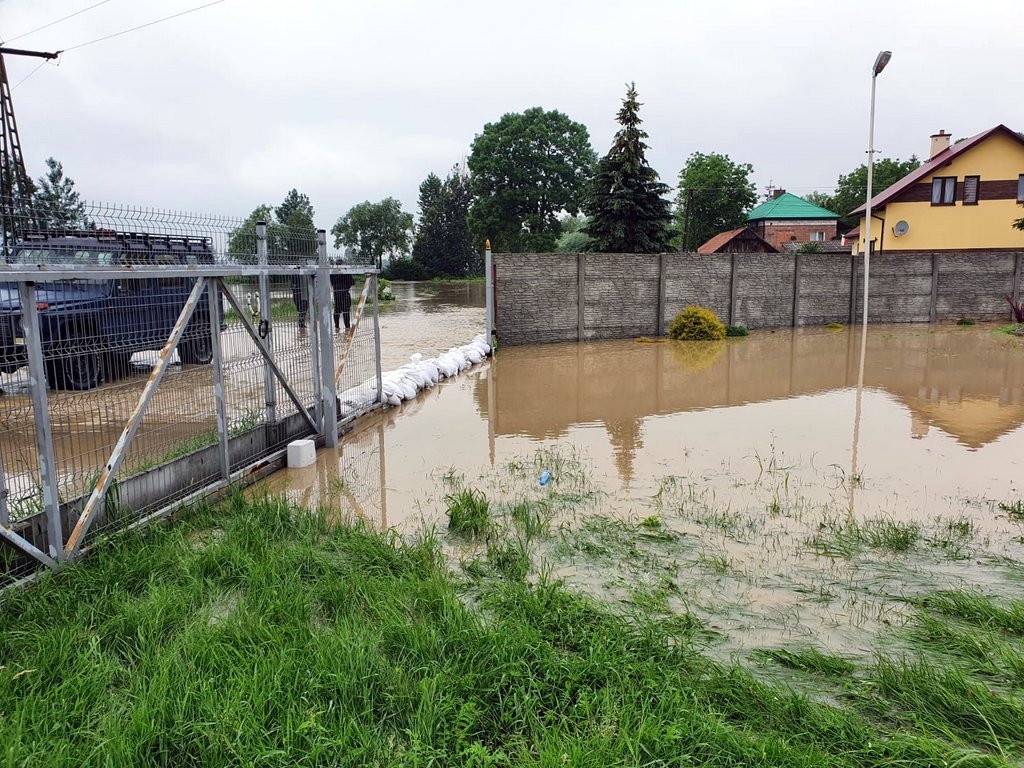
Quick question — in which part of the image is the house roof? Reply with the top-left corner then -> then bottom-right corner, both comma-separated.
697,226 -> 778,254
747,192 -> 840,221
850,124 -> 1024,216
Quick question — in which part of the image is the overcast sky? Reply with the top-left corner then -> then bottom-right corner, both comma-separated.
3,0 -> 1021,231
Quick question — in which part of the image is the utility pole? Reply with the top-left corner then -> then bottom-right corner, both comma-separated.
0,46 -> 60,258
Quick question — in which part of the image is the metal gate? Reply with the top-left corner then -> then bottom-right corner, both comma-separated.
0,206 -> 383,583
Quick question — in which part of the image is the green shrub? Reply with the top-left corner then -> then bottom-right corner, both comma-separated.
956,317 -> 975,326
381,258 -> 430,281
377,278 -> 395,302
725,324 -> 748,337
826,322 -> 844,331
668,306 -> 726,341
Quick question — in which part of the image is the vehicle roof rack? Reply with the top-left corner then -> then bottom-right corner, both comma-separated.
20,229 -> 212,250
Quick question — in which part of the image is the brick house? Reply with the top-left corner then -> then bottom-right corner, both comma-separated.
746,190 -> 841,250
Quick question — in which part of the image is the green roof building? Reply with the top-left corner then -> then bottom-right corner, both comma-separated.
746,190 -> 841,250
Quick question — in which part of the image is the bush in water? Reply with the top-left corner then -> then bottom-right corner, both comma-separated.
669,306 -> 726,341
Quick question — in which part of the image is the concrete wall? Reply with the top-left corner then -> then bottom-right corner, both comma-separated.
494,250 -> 1024,345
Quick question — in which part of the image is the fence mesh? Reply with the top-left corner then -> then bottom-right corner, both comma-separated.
0,198 -> 381,582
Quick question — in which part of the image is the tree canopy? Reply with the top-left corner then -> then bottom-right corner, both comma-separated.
827,156 -> 920,226
33,157 -> 92,230
675,152 -> 757,251
331,197 -> 413,269
583,83 -> 672,253
412,168 -> 479,277
227,190 -> 317,263
468,107 -> 597,253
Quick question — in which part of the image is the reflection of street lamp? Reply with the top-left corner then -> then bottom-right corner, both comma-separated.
850,50 -> 891,517
862,50 -> 891,327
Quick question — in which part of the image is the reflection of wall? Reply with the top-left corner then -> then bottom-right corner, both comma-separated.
476,329 -> 1024,450
494,252 -> 1024,346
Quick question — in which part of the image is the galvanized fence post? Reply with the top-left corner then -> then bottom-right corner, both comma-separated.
371,273 -> 383,406
208,280 -> 230,480
308,270 -> 323,430
256,222 -> 276,425
485,240 -> 494,345
316,231 -> 338,447
18,282 -> 65,562
0,450 -> 9,528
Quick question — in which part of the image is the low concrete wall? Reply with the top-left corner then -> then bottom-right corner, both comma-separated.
494,250 -> 1024,345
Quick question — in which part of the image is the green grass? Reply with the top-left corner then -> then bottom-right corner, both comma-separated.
445,487 -> 491,537
995,323 -> 1024,335
998,500 -> 1024,521
810,517 -> 921,558
916,591 -> 1024,636
2,492 -> 1019,766
754,647 -> 856,677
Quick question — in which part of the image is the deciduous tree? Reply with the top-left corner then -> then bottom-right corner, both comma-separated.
413,168 -> 479,277
331,197 -> 413,269
583,83 -> 672,253
468,107 -> 596,253
675,152 -> 757,251
829,156 -> 920,225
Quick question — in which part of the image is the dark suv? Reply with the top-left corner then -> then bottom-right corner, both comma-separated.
0,230 -> 221,390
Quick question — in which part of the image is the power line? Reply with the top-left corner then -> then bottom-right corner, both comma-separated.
4,0 -> 116,45
62,0 -> 226,53
11,59 -> 51,90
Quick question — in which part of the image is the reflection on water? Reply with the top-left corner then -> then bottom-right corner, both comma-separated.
266,324 -> 1024,529
258,324 -> 1024,656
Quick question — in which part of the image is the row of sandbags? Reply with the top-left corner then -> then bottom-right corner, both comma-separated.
338,334 -> 491,415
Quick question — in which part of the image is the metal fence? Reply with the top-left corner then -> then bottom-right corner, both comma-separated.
0,201 -> 382,583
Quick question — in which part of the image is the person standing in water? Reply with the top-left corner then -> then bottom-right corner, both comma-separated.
330,263 -> 355,332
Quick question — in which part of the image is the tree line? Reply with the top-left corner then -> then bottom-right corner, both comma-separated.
22,83 -> 968,275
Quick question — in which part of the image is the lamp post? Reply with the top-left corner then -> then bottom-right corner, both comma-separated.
861,50 -> 891,328
850,49 -> 891,516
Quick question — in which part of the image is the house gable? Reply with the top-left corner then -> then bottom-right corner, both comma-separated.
851,124 -> 1024,253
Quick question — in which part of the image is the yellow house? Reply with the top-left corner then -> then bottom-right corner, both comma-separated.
850,124 -> 1024,253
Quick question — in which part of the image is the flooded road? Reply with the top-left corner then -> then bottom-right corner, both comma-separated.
261,322 -> 1024,658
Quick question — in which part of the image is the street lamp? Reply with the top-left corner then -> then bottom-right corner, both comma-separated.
850,49 -> 891,516
862,50 -> 891,328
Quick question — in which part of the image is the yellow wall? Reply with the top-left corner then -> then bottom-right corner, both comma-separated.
855,131 -> 1024,252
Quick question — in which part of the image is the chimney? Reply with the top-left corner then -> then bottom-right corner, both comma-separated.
772,188 -> 785,199
930,130 -> 951,158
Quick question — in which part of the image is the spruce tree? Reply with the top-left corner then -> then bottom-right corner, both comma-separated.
583,83 -> 672,253
33,158 -> 92,230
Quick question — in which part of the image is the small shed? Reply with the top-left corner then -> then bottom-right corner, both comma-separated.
697,227 -> 779,254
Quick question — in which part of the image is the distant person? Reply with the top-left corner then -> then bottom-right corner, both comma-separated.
291,273 -> 308,330
331,264 -> 355,332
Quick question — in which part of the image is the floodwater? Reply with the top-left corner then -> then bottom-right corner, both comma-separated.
261,321 -> 1024,658
0,280 -> 485,510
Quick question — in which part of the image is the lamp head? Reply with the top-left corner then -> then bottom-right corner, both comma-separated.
873,50 -> 892,75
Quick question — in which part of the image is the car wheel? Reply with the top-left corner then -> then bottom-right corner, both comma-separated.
47,349 -> 101,391
178,333 -> 213,365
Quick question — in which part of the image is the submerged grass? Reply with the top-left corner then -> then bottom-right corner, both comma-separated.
3,492 -> 1021,766
445,487 -> 491,537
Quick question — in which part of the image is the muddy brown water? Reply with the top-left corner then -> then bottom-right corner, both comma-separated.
0,281 -> 484,507
260,317 -> 1024,658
